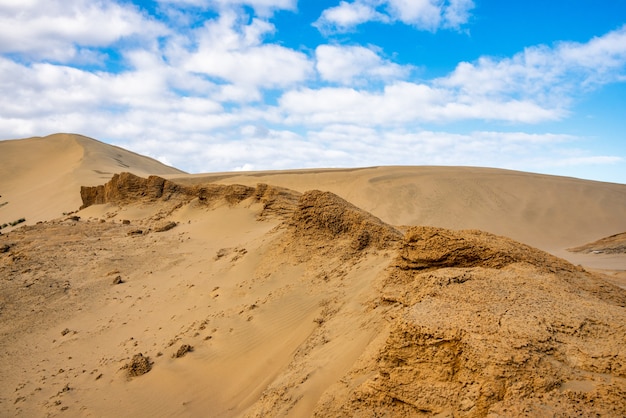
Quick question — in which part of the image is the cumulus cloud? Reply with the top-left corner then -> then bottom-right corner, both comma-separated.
0,0 -> 167,62
315,0 -> 474,33
438,25 -> 626,108
180,11 -> 313,88
314,1 -> 388,33
386,0 -> 443,30
315,44 -> 409,85
278,83 -> 561,126
443,0 -> 474,28
125,127 -> 611,175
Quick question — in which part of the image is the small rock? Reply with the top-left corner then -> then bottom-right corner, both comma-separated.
155,221 -> 177,232
124,353 -> 152,377
112,275 -> 124,285
173,344 -> 193,358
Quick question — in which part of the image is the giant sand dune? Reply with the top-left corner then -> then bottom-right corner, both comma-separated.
1,134 -> 625,417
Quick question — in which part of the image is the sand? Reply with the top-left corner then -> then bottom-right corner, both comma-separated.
1,134 -> 625,417
169,165 -> 626,253
0,133 -> 184,229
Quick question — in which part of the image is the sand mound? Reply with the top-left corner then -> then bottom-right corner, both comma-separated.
289,190 -> 402,252
80,172 -> 190,208
313,228 -> 626,417
173,344 -> 193,358
124,354 -> 153,378
198,166 -> 626,252
568,232 -> 626,254
396,226 -> 578,274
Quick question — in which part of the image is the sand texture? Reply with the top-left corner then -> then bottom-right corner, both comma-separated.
1,134 -> 626,417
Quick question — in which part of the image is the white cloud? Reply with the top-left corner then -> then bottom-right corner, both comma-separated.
0,0 -> 167,62
314,1 -> 387,33
213,0 -> 296,12
278,82 -> 561,126
442,0 -> 474,29
315,44 -> 409,85
121,126 -> 608,175
553,156 -> 623,166
435,25 -> 626,118
386,0 -> 442,31
315,0 -> 474,33
181,11 -> 314,88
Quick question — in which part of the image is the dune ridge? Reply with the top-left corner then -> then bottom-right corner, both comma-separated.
1,171 -> 625,417
188,166 -> 626,252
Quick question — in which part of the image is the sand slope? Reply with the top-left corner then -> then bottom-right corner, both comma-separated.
569,232 -> 626,254
1,173 -> 625,417
0,133 -> 184,229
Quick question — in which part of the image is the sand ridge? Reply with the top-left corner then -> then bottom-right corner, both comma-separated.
1,172 -> 625,417
179,165 -> 626,253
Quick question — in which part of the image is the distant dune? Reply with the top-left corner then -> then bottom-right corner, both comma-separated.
0,133 -> 184,228
569,232 -> 626,254
1,134 -> 625,417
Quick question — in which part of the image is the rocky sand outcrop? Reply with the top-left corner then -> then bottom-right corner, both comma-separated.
2,174 -> 625,417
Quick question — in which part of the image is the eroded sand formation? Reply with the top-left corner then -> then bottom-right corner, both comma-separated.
1,173 -> 625,417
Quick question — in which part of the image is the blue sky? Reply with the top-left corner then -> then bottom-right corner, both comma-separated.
1,0 -> 625,183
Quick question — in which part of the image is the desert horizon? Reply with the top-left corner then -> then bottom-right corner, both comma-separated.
1,133 -> 625,417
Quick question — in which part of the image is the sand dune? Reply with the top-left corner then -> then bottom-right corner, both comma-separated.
3,134 -> 626,253
569,231 -> 626,254
0,133 -> 183,229
1,135 -> 626,417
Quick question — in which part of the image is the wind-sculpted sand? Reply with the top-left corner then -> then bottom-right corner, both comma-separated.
0,170 -> 623,417
1,134 -> 625,417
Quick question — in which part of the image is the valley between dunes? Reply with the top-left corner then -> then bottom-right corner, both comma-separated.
1,134 -> 625,417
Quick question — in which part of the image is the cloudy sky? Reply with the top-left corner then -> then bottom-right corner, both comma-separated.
1,0 -> 625,183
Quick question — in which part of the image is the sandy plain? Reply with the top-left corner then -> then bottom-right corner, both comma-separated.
1,133 -> 625,417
